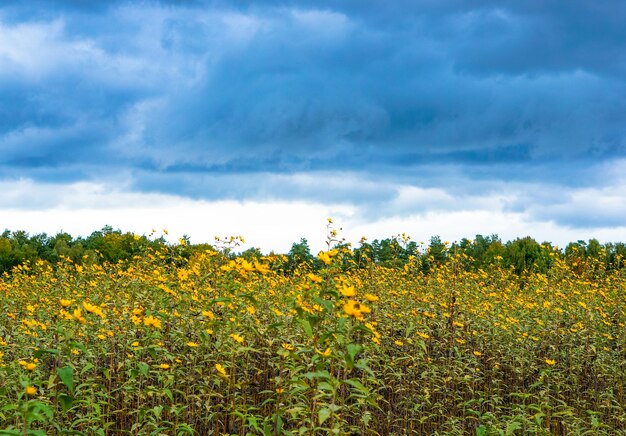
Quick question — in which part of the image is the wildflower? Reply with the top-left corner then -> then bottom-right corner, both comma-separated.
215,363 -> 227,377
316,348 -> 331,357
545,359 -> 557,365
276,388 -> 284,394
282,343 -> 294,351
230,334 -> 244,343
143,315 -> 162,329
187,342 -> 199,348
416,332 -> 430,340
159,363 -> 171,369
318,252 -> 332,265
240,259 -> 255,272
254,262 -> 269,274
339,284 -> 356,298
60,299 -> 72,308
307,273 -> 323,283
343,300 -> 370,320
473,351 -> 482,357
364,293 -> 379,302
25,386 -> 37,396
73,307 -> 87,324
131,341 -> 140,347
394,340 -> 404,346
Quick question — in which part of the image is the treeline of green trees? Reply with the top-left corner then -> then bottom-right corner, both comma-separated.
1,226 -> 625,276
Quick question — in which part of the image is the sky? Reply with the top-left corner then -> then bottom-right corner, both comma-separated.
1,0 -> 626,252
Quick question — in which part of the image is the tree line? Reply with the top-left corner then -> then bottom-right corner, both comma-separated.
1,226 -> 625,276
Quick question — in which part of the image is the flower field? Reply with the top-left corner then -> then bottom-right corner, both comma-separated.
1,232 -> 625,435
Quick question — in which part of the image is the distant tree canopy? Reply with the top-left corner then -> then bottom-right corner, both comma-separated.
1,226 -> 625,276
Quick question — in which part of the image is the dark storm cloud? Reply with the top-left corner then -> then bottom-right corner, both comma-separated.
2,0 -> 626,228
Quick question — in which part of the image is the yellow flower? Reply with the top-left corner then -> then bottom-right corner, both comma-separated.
394,340 -> 404,346
307,273 -> 323,283
276,388 -> 284,394
416,332 -> 430,340
364,293 -> 379,302
25,386 -> 37,396
215,363 -> 227,377
206,328 -> 214,335
73,307 -> 87,324
25,362 -> 37,371
545,359 -> 557,365
60,299 -> 72,308
230,334 -> 244,343
131,341 -> 140,347
343,300 -> 370,320
159,363 -> 171,369
187,342 -> 199,348
282,343 -> 294,351
254,262 -> 270,274
318,252 -> 332,265
316,347 -> 331,357
143,315 -> 162,329
473,351 -> 482,357
240,259 -> 255,272
339,284 -> 356,298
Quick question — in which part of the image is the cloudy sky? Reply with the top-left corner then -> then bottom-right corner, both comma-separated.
2,0 -> 626,252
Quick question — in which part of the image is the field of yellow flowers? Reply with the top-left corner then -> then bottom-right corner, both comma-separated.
1,233 -> 625,435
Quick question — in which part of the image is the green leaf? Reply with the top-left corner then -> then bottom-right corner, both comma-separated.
58,394 -> 74,413
80,362 -> 95,376
138,362 -> 149,377
33,348 -> 59,359
297,319 -> 313,338
318,408 -> 331,425
57,366 -> 74,392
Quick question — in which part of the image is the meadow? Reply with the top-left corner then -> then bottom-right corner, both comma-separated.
0,227 -> 625,435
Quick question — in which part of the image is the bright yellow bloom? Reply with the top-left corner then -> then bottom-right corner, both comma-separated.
254,262 -> 270,274
25,386 -> 37,396
307,273 -> 323,283
159,363 -> 171,369
339,284 -> 356,297
282,343 -> 295,351
60,299 -> 72,308
187,342 -> 199,347
143,315 -> 162,329
318,252 -> 332,265
316,347 -> 331,357
230,334 -> 244,343
215,363 -> 227,377
394,340 -> 404,346
364,294 -> 379,302
131,341 -> 140,347
343,300 -> 370,320
240,259 -> 255,272
73,307 -> 87,324
545,359 -> 557,365
416,332 -> 430,340
473,351 -> 482,357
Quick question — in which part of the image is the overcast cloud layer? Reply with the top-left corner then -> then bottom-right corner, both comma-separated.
1,0 -> 626,249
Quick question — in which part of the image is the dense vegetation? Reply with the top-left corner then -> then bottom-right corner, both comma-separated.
1,223 -> 626,434
2,225 -> 626,276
